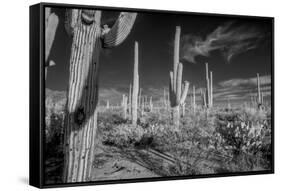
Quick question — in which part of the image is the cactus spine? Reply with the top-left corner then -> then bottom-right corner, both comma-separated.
169,26 -> 189,127
63,10 -> 136,182
132,42 -> 139,126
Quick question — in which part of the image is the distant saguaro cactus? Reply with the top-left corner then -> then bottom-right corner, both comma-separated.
205,63 -> 213,108
169,26 -> 189,127
45,7 -> 59,80
163,88 -> 167,108
149,96 -> 153,111
200,88 -> 207,108
106,100 -> 110,109
63,9 -> 137,183
193,85 -> 196,112
138,88 -> 142,108
122,94 -> 128,119
256,73 -> 264,108
132,42 -> 139,126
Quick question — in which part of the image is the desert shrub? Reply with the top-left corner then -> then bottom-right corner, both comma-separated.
45,112 -> 64,146
98,106 -> 272,175
215,108 -> 271,171
102,124 -> 145,147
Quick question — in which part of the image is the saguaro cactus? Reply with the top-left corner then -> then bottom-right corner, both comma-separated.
181,102 -> 186,117
132,42 -> 139,126
122,94 -> 128,119
193,85 -> 196,112
45,7 -> 59,80
63,9 -> 137,182
200,88 -> 207,107
163,88 -> 167,108
256,73 -> 264,109
169,26 -> 189,127
205,63 -> 213,108
138,88 -> 142,108
149,96 -> 153,111
106,100 -> 110,109
257,73 -> 262,105
128,83 -> 132,117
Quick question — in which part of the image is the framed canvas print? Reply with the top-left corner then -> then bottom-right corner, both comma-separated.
29,2 -> 274,188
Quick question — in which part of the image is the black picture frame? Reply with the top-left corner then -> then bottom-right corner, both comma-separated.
30,2 -> 274,188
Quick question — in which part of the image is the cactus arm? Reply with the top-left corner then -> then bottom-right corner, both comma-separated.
102,12 -> 137,48
180,81 -> 189,105
45,8 -> 59,61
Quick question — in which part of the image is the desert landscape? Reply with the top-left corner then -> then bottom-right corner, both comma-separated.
44,7 -> 272,184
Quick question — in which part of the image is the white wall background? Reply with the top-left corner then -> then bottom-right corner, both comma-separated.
0,0 -> 279,190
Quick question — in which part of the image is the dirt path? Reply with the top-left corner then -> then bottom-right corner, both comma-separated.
92,143 -> 161,181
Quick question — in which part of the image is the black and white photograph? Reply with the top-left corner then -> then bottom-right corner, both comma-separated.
43,4 -> 273,186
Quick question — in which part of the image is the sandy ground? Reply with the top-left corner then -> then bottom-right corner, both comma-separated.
92,144 -> 160,181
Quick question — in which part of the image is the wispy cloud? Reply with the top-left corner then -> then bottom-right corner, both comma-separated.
219,75 -> 271,87
180,22 -> 265,63
214,75 -> 271,102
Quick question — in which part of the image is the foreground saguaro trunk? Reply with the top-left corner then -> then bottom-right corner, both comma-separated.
132,42 -> 139,126
169,26 -> 189,127
63,10 -> 136,183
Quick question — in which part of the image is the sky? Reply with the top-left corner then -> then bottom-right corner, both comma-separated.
46,7 -> 273,106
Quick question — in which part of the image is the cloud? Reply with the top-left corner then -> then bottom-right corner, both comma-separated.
218,75 -> 271,87
180,22 -> 265,63
214,75 -> 271,102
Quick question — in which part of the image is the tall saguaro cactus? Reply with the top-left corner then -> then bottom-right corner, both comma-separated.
45,7 -> 59,80
256,73 -> 264,108
169,26 -> 189,127
205,63 -> 213,108
132,42 -> 139,126
63,9 -> 137,183
128,83 -> 132,117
